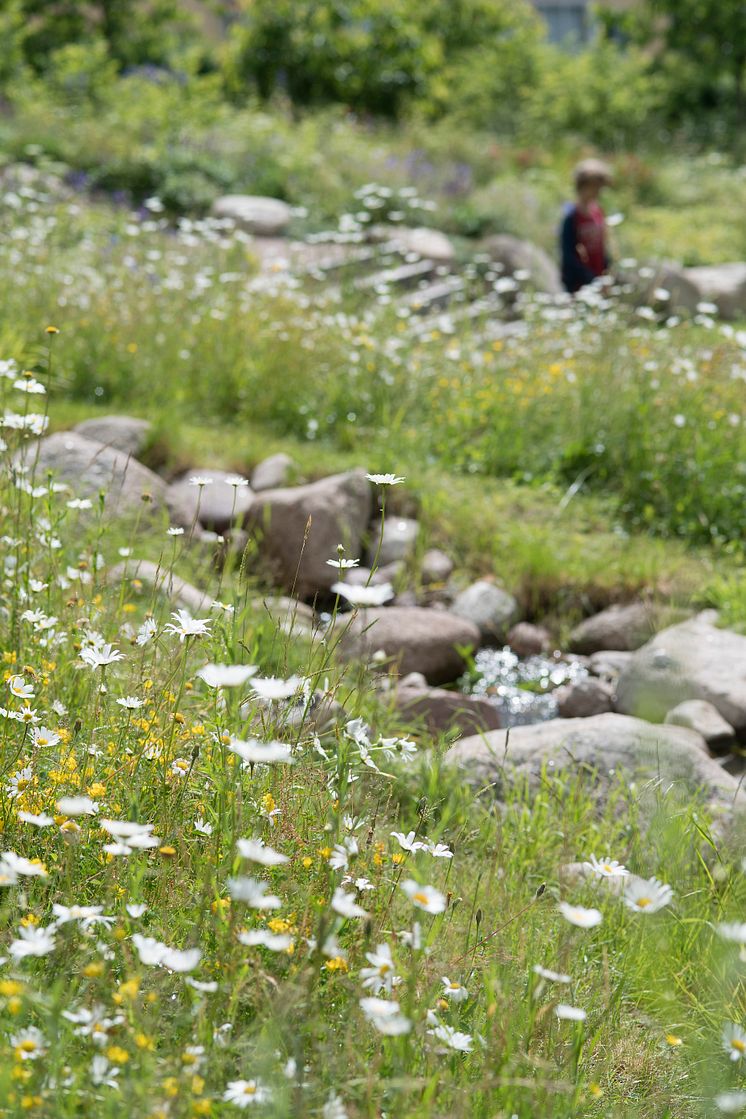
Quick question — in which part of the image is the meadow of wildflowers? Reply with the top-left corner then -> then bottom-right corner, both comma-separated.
0,172 -> 746,1116
0,338 -> 743,1118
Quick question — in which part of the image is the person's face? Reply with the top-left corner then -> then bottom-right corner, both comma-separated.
580,176 -> 605,201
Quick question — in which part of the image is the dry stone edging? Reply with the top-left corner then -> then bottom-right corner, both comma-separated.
445,713 -> 745,819
243,469 -> 372,599
616,612 -> 746,733
339,605 -> 480,686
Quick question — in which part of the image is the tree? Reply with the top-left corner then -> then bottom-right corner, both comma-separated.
622,0 -> 746,121
15,0 -> 188,72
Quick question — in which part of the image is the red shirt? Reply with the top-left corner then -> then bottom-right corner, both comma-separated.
574,202 -> 606,277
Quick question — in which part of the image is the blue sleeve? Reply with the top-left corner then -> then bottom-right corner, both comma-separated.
560,209 -> 594,292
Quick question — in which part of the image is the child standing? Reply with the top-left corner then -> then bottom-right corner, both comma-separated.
560,159 -> 613,294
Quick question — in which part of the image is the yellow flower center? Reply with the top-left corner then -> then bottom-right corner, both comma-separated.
244,1084 -> 256,1096
636,897 -> 651,908
733,1039 -> 746,1054
413,891 -> 429,906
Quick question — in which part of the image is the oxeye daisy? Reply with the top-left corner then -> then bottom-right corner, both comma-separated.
723,1022 -> 746,1061
623,877 -> 673,914
400,880 -> 447,914
558,902 -> 603,928
585,855 -> 628,878
222,1079 -> 271,1107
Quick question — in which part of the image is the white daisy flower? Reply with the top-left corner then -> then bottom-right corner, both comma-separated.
440,977 -> 468,1002
360,944 -> 399,994
533,964 -> 571,983
558,902 -> 603,928
366,473 -> 406,485
10,925 -> 56,958
723,1022 -> 746,1061
228,737 -> 293,765
197,663 -> 258,688
331,887 -> 368,919
401,880 -> 447,914
164,609 -> 211,642
585,855 -> 629,878
236,838 -> 288,866
222,1079 -> 271,1107
623,877 -> 673,914
227,877 -> 282,909
427,1024 -> 473,1051
359,997 -> 411,1035
331,581 -> 394,607
556,1004 -> 587,1021
238,929 -> 294,952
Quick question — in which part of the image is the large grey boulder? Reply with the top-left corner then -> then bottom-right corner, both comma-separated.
106,559 -> 212,615
450,580 -> 519,642
167,469 -> 252,534
684,263 -> 746,321
664,700 -> 735,753
73,415 -> 152,458
394,684 -> 501,737
15,432 -> 192,526
251,453 -> 295,492
392,227 -> 455,264
340,606 -> 480,685
212,195 -> 292,236
616,613 -> 746,732
555,677 -> 613,718
244,470 -> 372,599
367,517 -> 419,567
421,549 -> 454,586
446,713 -> 744,818
588,650 -> 633,682
641,263 -> 701,315
570,602 -> 661,654
508,622 -> 551,658
484,234 -> 562,295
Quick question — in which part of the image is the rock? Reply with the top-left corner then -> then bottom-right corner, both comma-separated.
664,700 -> 735,753
399,672 -> 428,689
508,622 -> 551,658
243,470 -> 372,599
367,517 -> 419,567
421,549 -> 454,585
251,453 -> 295,492
340,606 -> 480,685
642,262 -> 701,315
684,262 -> 746,321
569,602 -> 661,654
15,432 -> 189,525
616,613 -> 746,733
484,234 -> 562,295
588,650 -> 633,682
73,415 -> 152,458
107,559 -> 212,615
211,195 -> 292,236
555,677 -> 614,718
167,470 -> 252,534
450,580 -> 519,642
392,227 -> 455,264
446,713 -> 744,818
343,562 -> 403,588
394,685 -> 501,737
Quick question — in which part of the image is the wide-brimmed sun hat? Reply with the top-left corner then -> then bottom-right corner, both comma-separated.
573,158 -> 613,187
